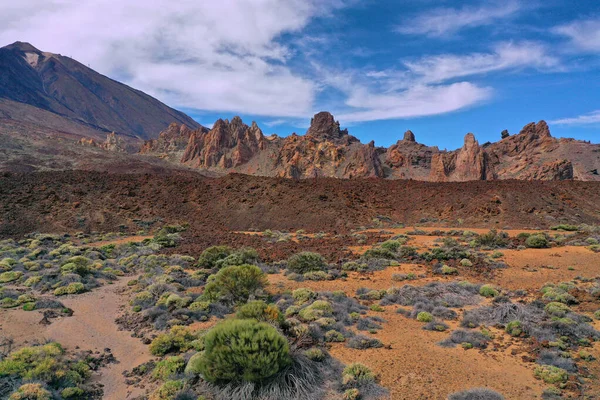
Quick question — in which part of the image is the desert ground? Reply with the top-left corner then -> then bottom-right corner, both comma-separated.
1,173 -> 600,400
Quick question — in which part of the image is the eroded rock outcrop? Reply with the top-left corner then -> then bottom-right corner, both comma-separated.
142,114 -> 600,181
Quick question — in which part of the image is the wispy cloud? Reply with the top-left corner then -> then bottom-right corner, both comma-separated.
405,41 -> 560,83
550,110 -> 600,125
554,18 -> 600,52
337,82 -> 492,123
395,1 -> 522,37
314,41 -> 558,123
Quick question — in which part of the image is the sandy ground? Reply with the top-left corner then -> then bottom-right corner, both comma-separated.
0,278 -> 151,400
330,310 -> 546,399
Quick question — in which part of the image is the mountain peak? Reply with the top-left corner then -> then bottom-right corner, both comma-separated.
3,41 -> 41,53
306,111 -> 348,140
403,130 -> 416,142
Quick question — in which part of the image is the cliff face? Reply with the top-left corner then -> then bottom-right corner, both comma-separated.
140,112 -> 600,181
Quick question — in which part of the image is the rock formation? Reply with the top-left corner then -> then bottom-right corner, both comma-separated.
140,112 -> 600,181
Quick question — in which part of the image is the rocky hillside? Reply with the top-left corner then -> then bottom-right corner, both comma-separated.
0,41 -> 201,141
142,112 -> 600,181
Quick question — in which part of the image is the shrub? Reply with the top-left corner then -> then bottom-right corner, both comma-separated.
61,256 -> 92,276
195,319 -> 291,383
214,248 -> 259,270
479,285 -> 499,298
526,234 -> 549,249
149,326 -> 203,356
60,387 -> 85,398
342,262 -> 368,272
417,312 -> 433,323
534,365 -> 568,383
9,383 -> 52,400
304,271 -> 330,281
545,302 -> 571,318
505,320 -> 523,337
594,310 -> 600,320
342,363 -> 375,387
149,380 -> 185,400
197,246 -> 232,269
304,348 -> 326,362
203,264 -> 267,304
343,388 -> 360,400
292,288 -> 316,304
0,271 -> 22,283
54,282 -> 85,296
152,356 -> 185,380
287,252 -> 325,274
380,240 -> 401,252
448,388 -> 505,400
298,300 -> 333,321
460,259 -> 473,267
441,265 -> 458,275
236,300 -> 283,324
551,225 -> 578,232
325,330 -> 346,342
347,335 -> 383,349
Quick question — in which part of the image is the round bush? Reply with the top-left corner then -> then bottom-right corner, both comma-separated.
196,319 -> 291,383
9,383 -> 51,400
287,252 -> 325,274
479,285 -> 499,298
236,300 -> 283,324
416,312 -> 433,323
203,264 -> 267,304
342,363 -> 375,387
526,234 -> 549,249
545,302 -> 571,317
505,321 -> 523,337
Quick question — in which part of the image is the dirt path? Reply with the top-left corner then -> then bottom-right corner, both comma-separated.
0,278 -> 151,400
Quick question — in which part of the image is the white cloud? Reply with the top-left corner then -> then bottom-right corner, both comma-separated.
337,82 -> 492,123
0,0 -> 346,117
554,18 -> 600,52
550,110 -> 600,125
395,1 -> 522,37
405,41 -> 559,83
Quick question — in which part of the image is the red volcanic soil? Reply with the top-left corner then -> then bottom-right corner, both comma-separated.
1,171 -> 600,260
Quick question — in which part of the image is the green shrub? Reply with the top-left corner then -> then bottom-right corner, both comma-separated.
61,256 -> 92,276
304,348 -> 326,362
594,310 -> 600,320
22,302 -> 36,311
54,283 -> 85,296
441,265 -> 458,275
416,312 -> 433,323
362,247 -> 396,260
298,300 -> 333,322
287,252 -> 325,274
303,271 -> 330,281
342,262 -> 368,272
214,248 -> 259,270
380,240 -> 401,252
342,363 -> 375,387
534,365 -> 568,383
236,300 -> 283,324
149,380 -> 185,400
550,225 -> 578,231
203,264 -> 267,304
152,356 -> 185,380
479,284 -> 499,298
325,330 -> 346,342
23,276 -> 42,287
188,301 -> 211,312
460,259 -> 473,267
195,319 -> 291,383
370,304 -> 384,312
505,321 -> 523,337
149,326 -> 203,356
197,245 -> 232,268
0,271 -> 22,283
292,288 -> 316,304
526,234 -> 549,249
9,383 -> 52,400
60,387 -> 85,398
545,302 -> 571,317
343,388 -> 361,400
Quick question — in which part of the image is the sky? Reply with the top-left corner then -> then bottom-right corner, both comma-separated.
1,0 -> 599,149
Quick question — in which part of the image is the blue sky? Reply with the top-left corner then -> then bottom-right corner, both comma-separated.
1,0 -> 599,149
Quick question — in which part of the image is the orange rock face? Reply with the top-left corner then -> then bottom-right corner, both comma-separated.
141,112 -> 600,181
